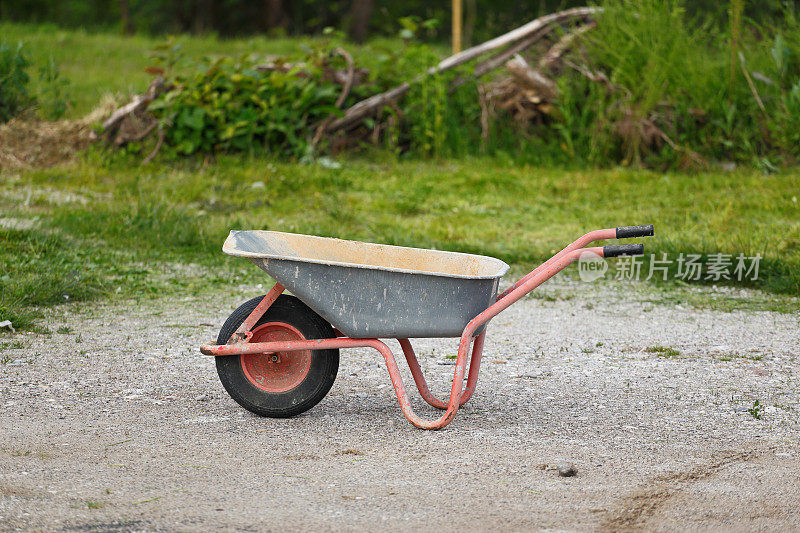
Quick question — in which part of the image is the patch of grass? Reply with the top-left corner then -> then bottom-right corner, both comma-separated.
0,227 -> 104,329
645,345 -> 681,358
70,499 -> 107,510
644,284 -> 800,313
748,399 -> 764,420
717,352 -> 764,362
0,341 -> 24,350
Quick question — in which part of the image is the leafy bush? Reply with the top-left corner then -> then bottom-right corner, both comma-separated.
0,41 -> 32,122
148,52 -> 345,158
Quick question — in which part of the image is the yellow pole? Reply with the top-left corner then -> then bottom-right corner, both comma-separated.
452,0 -> 462,54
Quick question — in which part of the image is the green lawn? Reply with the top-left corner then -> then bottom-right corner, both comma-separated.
0,22 -> 418,119
2,156 -> 798,330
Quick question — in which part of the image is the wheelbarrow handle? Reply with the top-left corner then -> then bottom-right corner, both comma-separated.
497,224 -> 655,300
616,224 -> 654,238
603,243 -> 644,257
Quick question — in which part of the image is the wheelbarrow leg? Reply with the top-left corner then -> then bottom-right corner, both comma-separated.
398,332 -> 486,410
364,337 -> 471,430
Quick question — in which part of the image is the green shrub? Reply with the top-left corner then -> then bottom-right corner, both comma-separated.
148,52 -> 345,158
0,41 -> 32,122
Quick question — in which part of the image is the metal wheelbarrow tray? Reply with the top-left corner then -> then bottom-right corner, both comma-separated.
223,230 -> 510,338
201,224 -> 655,430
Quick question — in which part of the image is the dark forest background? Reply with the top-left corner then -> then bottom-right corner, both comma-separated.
1,1 -> 794,44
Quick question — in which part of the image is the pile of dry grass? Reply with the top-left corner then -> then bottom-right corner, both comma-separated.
0,98 -> 117,170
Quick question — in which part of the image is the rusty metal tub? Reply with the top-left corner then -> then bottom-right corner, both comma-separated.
222,230 -> 510,338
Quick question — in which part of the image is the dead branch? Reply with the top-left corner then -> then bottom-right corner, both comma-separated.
538,22 -> 596,71
312,48 -> 356,146
451,25 -> 555,90
142,127 -> 165,165
331,48 -> 356,108
564,59 -> 630,97
477,84 -> 492,141
123,120 -> 158,143
651,120 -> 706,168
453,20 -> 597,91
481,22 -> 598,124
327,7 -> 600,132
94,77 -> 165,140
435,7 -> 599,72
739,51 -> 767,115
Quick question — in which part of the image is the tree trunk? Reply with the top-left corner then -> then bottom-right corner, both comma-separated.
463,0 -> 477,48
348,0 -> 373,44
119,0 -> 134,35
194,0 -> 217,34
264,0 -> 287,30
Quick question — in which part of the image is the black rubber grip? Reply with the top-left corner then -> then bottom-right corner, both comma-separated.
603,243 -> 644,257
616,224 -> 654,238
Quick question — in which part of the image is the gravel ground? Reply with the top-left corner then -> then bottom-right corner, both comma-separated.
1,280 -> 799,532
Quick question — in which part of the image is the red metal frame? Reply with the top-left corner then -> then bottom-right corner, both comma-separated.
201,228 -> 625,430
227,282 -> 285,344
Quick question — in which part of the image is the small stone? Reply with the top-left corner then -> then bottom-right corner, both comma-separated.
557,462 -> 577,477
195,393 -> 211,402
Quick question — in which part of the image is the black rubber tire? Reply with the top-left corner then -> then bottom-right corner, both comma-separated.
215,294 -> 339,418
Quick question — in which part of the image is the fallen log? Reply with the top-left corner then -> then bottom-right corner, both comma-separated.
450,25 -> 555,91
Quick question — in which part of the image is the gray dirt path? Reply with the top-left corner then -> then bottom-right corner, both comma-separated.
1,281 -> 799,531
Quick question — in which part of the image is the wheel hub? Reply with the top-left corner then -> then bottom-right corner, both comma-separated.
240,322 -> 311,393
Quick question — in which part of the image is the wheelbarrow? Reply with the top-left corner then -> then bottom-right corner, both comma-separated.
200,224 -> 654,430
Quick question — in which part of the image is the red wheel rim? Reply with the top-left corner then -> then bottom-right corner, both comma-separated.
240,322 -> 312,393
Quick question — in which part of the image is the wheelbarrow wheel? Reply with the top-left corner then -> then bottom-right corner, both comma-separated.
215,294 -> 339,418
